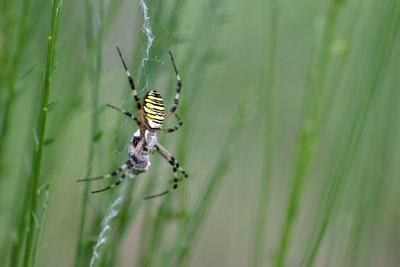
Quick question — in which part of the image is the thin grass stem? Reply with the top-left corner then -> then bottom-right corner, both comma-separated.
160,91 -> 252,267
74,0 -> 105,265
251,0 -> 276,266
302,1 -> 400,264
22,0 -> 62,266
30,182 -> 50,266
0,0 -> 31,171
274,1 -> 342,265
0,0 -> 33,261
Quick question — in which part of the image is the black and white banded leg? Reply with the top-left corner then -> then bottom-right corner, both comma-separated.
144,142 -> 188,199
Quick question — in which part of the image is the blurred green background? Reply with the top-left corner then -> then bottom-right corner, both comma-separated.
1,0 -> 399,266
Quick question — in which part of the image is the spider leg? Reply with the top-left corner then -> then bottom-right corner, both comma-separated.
77,163 -> 128,182
116,46 -> 141,111
107,104 -> 142,127
158,114 -> 183,134
79,138 -> 149,193
91,172 -> 128,193
144,142 -> 188,199
164,51 -> 182,119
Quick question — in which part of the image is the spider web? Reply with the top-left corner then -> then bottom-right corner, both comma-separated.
89,1 -> 154,266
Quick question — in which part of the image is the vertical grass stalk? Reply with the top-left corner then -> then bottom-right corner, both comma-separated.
30,183 -> 50,266
251,0 -> 276,266
0,0 -> 31,171
0,0 -> 33,263
302,1 -> 400,264
274,1 -> 342,266
160,91 -> 252,267
22,0 -> 62,266
75,0 -> 105,265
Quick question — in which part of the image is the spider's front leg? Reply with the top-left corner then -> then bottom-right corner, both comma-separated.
107,104 -> 142,127
164,51 -> 182,119
116,46 -> 142,111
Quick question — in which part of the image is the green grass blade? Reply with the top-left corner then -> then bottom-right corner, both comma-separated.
0,0 -> 32,172
302,1 -> 400,265
30,182 -> 50,266
74,0 -> 105,265
251,0 -> 277,266
22,0 -> 62,266
274,1 -> 343,266
160,91 -> 253,267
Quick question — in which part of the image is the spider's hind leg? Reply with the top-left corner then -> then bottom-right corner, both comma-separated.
77,162 -> 130,193
144,142 -> 188,199
91,172 -> 128,193
158,114 -> 183,134
77,163 -> 128,182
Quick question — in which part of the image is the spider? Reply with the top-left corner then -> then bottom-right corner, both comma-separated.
77,46 -> 188,199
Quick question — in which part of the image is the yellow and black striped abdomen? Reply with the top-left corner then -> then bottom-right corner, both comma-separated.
143,90 -> 165,129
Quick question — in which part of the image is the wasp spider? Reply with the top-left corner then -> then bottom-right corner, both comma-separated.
78,47 -> 188,199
